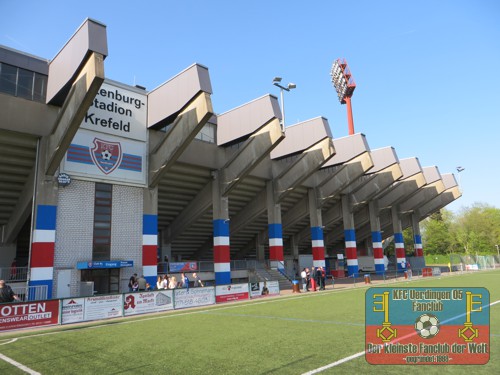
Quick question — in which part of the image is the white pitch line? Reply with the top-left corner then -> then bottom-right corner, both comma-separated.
0,338 -> 18,346
0,352 -> 41,375
302,299 -> 500,375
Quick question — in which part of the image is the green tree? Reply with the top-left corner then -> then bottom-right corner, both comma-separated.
421,203 -> 500,255
403,227 -> 415,255
421,210 -> 453,255
453,203 -> 500,254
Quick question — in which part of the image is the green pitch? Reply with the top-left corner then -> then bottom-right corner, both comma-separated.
1,270 -> 499,374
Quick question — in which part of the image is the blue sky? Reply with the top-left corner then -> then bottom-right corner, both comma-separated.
1,0 -> 499,213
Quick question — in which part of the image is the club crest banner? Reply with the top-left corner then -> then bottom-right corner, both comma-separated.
90,138 -> 123,174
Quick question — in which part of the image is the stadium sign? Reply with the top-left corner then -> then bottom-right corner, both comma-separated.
61,80 -> 147,186
76,260 -> 133,269
81,81 -> 147,141
365,287 -> 490,365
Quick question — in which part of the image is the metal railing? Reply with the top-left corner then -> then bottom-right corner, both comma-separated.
0,267 -> 28,281
156,259 -> 260,274
11,284 -> 48,301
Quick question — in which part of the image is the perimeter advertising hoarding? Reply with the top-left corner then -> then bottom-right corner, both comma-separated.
215,283 -> 250,303
62,295 -> 124,324
174,287 -> 215,309
61,297 -> 85,324
61,81 -> 147,186
0,300 -> 60,331
123,290 -> 174,316
83,294 -> 123,321
249,281 -> 280,299
365,287 -> 490,365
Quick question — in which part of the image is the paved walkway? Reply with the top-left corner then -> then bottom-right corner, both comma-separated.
279,273 -> 424,296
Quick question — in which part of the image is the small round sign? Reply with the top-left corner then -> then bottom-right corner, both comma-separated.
57,173 -> 71,187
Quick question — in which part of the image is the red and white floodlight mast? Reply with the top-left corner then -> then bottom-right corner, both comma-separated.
330,58 -> 356,135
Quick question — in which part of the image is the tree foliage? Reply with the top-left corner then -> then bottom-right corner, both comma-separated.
421,203 -> 500,255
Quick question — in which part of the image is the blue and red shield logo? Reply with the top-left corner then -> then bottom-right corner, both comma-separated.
90,138 -> 123,174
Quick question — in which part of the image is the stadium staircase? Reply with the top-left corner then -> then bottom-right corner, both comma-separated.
253,264 -> 293,291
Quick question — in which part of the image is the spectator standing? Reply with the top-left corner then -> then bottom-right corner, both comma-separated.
156,275 -> 164,290
128,273 -> 138,292
192,273 -> 204,287
316,267 -> 323,290
310,267 -> 317,291
168,276 -> 177,289
0,280 -> 20,303
137,275 -> 147,291
306,268 -> 311,291
301,268 -> 308,292
162,274 -> 170,289
317,267 -> 326,290
181,273 -> 189,291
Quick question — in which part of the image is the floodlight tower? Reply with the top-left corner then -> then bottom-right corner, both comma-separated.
273,77 -> 296,131
330,59 -> 357,135
456,166 -> 465,192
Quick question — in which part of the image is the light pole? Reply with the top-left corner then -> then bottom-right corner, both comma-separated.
456,166 -> 465,192
273,77 -> 296,131
330,59 -> 357,135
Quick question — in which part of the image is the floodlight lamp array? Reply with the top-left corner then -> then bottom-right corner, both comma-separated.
330,59 -> 356,104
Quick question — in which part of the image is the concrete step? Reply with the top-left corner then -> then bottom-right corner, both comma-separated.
254,267 -> 293,290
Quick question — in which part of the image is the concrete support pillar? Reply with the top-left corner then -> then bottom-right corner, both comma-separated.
256,234 -> 265,263
143,186 -> 158,287
267,181 -> 283,270
30,139 -> 58,299
342,195 -> 358,277
369,201 -> 385,275
411,213 -> 424,257
309,189 -> 325,268
392,206 -> 406,272
290,235 -> 299,262
212,171 -> 231,285
159,228 -> 172,262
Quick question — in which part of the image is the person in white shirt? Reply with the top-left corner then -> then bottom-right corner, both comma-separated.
156,275 -> 164,290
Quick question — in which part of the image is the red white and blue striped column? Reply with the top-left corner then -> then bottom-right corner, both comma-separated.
414,234 -> 423,257
311,227 -> 325,268
411,214 -> 424,258
345,229 -> 358,277
30,204 -> 56,299
214,219 -> 231,285
394,232 -> 406,272
269,223 -> 284,271
372,231 -> 385,275
142,214 -> 158,287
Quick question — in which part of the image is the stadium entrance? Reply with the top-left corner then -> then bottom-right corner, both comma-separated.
81,268 -> 120,295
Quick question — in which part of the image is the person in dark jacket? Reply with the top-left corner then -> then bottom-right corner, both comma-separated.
0,280 -> 20,303
317,266 -> 326,290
